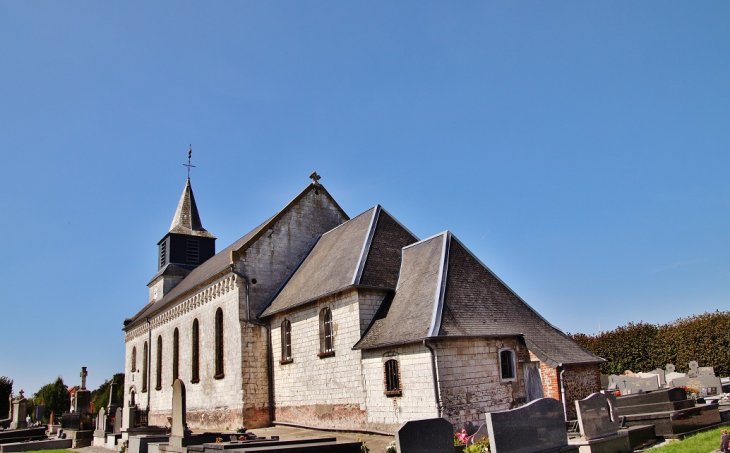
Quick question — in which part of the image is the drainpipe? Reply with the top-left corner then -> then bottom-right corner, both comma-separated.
423,340 -> 442,417
559,366 -> 567,421
146,317 -> 152,411
231,267 -> 275,424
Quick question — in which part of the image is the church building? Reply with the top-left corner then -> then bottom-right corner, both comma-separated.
123,173 -> 603,433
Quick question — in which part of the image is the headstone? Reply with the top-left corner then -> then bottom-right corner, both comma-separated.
575,393 -> 620,440
670,373 -> 723,396
9,391 -> 27,430
486,398 -> 571,453
643,369 -> 666,387
470,423 -> 489,445
96,408 -> 107,431
608,375 -> 660,393
687,361 -> 699,378
698,366 -> 715,376
113,407 -> 122,434
666,364 -> 675,374
34,405 -> 44,423
168,379 -> 191,447
622,370 -> 636,377
395,418 -> 453,453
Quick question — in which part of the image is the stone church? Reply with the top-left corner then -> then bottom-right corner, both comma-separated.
123,175 -> 603,433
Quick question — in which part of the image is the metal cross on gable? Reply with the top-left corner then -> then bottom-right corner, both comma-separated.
309,171 -> 321,185
183,145 -> 196,178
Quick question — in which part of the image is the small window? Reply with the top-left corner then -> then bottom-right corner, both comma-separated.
499,348 -> 516,381
280,319 -> 292,364
191,319 -> 200,383
384,359 -> 401,396
215,308 -> 224,378
156,335 -> 163,390
172,328 -> 179,381
131,346 -> 137,373
318,307 -> 334,358
142,342 -> 148,393
186,239 -> 200,264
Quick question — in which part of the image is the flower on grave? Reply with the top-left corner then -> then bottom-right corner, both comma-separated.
454,428 -> 470,445
237,426 -> 247,433
215,438 -> 222,443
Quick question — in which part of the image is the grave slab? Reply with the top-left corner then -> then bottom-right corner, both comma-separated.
395,418 -> 453,453
568,431 -> 631,453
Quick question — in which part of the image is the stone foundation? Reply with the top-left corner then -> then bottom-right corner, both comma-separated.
149,408 -> 244,431
276,404 -> 366,431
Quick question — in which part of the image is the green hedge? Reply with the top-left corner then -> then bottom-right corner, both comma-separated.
569,310 -> 730,377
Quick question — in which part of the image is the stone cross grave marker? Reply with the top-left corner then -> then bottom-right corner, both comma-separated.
666,364 -> 675,373
80,367 -> 88,390
9,391 -> 27,430
395,418 -> 453,453
575,392 -> 620,440
688,361 -> 699,378
486,398 -> 571,453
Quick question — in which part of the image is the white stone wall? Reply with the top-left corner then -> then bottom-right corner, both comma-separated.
270,288 -> 368,430
124,274 -> 244,429
237,188 -> 347,317
436,337 -> 528,428
361,343 -> 439,432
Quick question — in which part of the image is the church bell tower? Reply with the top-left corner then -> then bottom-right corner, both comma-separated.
148,150 -> 216,302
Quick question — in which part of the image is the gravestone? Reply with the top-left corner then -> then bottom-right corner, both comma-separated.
671,374 -> 723,396
638,369 -> 666,387
665,363 -> 687,387
96,407 -> 107,432
575,393 -> 620,440
470,423 -> 489,445
622,370 -> 636,377
395,418 -> 453,453
687,361 -> 699,378
608,375 -> 659,393
34,404 -> 44,423
486,398 -> 575,453
113,407 -> 122,434
9,391 -> 27,430
698,366 -> 715,376
75,367 -> 92,414
168,379 -> 191,448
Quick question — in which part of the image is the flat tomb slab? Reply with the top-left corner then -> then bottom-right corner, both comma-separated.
568,431 -> 631,453
622,425 -> 657,450
0,428 -> 47,440
196,438 -> 338,451
222,441 -> 366,452
0,439 -> 73,453
614,388 -> 687,408
621,404 -> 721,436
614,399 -> 694,416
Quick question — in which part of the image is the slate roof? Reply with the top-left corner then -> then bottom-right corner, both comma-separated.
167,178 -> 216,239
355,232 -> 605,366
259,206 -> 418,317
124,183 -> 347,329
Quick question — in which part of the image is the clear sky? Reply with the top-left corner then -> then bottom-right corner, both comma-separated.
1,2 -> 728,396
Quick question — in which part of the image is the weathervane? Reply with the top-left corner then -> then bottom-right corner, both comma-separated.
183,144 -> 196,178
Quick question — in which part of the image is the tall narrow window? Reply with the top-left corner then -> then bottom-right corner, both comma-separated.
214,308 -> 224,378
384,359 -> 401,396
318,307 -> 334,357
280,319 -> 292,363
142,342 -> 148,392
172,328 -> 179,381
499,348 -> 516,381
131,346 -> 137,372
156,335 -> 163,390
191,319 -> 200,383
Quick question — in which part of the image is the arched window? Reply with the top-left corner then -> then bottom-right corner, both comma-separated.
142,342 -> 148,393
214,308 -> 224,378
172,328 -> 179,381
131,346 -> 137,372
156,335 -> 163,390
191,319 -> 200,383
280,319 -> 292,363
499,348 -> 516,381
384,359 -> 401,396
318,307 -> 334,357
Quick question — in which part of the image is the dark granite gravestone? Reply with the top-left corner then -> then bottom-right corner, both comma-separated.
486,398 -> 577,453
395,418 -> 453,453
575,393 -> 620,440
470,423 -> 489,445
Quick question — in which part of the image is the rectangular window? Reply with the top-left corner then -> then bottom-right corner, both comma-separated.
499,348 -> 516,381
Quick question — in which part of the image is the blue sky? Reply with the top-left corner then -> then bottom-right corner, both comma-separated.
1,2 -> 728,395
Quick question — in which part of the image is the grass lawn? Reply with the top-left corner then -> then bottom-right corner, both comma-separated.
650,426 -> 726,453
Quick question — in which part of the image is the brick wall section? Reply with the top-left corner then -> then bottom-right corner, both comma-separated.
270,288 -> 368,431
240,323 -> 270,428
436,337 -> 527,429
361,344 -> 438,433
562,363 -> 601,420
357,289 -> 387,335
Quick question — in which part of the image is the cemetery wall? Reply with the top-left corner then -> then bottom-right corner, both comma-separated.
124,275 -> 244,430
361,343 -> 438,433
436,337 -> 528,428
269,288 -> 368,430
